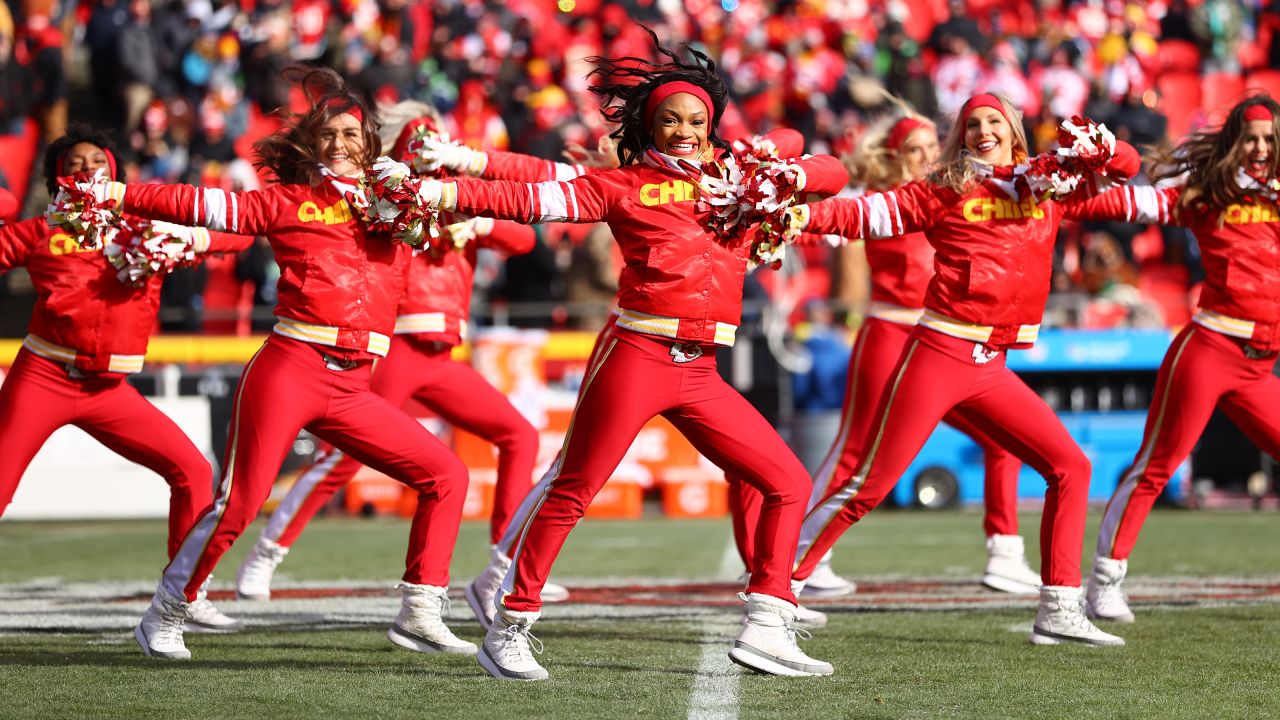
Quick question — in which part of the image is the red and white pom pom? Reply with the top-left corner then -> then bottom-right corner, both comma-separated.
45,169 -> 122,252
697,155 -> 752,236
730,134 -> 781,163
104,219 -> 199,286
403,125 -> 449,174
748,205 -> 809,270
744,160 -> 803,216
345,156 -> 442,249
1055,116 -> 1116,175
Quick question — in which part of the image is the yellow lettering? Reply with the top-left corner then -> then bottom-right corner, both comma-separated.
963,198 -> 992,222
298,201 -> 320,223
659,181 -> 681,205
640,183 -> 661,206
47,232 -> 90,255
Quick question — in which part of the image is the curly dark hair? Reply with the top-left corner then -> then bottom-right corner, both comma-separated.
252,65 -> 381,184
1150,93 -> 1280,214
44,122 -> 122,195
586,26 -> 729,166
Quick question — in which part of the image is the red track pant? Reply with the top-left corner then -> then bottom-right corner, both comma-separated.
160,335 -> 468,600
262,336 -> 538,547
729,317 -> 1024,565
794,326 -> 1091,587
494,315 -> 621,555
0,349 -> 212,559
501,329 -> 810,612
1097,324 -> 1280,560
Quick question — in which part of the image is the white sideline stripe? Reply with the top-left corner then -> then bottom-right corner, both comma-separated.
687,538 -> 743,720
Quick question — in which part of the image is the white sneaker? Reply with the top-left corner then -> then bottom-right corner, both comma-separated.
236,538 -> 289,601
800,555 -> 857,598
1029,585 -> 1125,647
478,608 -> 549,681
542,580 -> 570,603
186,576 -> 244,633
792,603 -> 828,630
387,583 -> 478,655
981,534 -> 1042,595
1086,556 -> 1135,623
135,585 -> 193,660
465,548 -> 512,629
729,592 -> 834,676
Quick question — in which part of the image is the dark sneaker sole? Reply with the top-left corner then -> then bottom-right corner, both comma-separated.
478,644 -> 548,681
729,642 -> 832,677
387,624 -> 477,655
134,624 -> 191,660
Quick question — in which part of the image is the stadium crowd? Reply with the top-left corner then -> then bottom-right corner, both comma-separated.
1,0 -> 1280,335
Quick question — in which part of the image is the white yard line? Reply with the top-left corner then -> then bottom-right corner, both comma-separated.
686,540 -> 744,720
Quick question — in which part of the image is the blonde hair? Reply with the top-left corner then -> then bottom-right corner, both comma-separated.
929,92 -> 1029,194
847,107 -> 936,192
376,100 -> 445,151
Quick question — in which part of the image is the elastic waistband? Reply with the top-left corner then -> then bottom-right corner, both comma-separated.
616,307 -> 737,347
272,317 -> 391,356
22,334 -> 144,374
393,312 -> 467,340
868,301 -> 925,326
1193,309 -> 1256,340
919,309 -> 1039,346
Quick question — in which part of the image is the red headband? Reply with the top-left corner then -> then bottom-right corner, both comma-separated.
57,145 -> 118,181
391,116 -> 439,163
885,117 -> 930,152
643,81 -> 714,131
324,96 -> 364,123
960,93 -> 1009,124
1244,104 -> 1273,123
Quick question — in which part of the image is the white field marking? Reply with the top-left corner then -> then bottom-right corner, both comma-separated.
2,575 -> 1279,636
686,539 -> 746,720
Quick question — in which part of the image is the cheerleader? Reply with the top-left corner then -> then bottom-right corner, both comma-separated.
1072,96 -> 1280,623
1,124 -> 248,632
730,110 -> 1041,605
419,36 -> 850,680
66,68 -> 475,661
232,103 -> 548,617
782,93 -> 1140,646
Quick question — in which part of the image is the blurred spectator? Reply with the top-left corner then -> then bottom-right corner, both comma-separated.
118,0 -> 160,135
0,3 -> 30,136
17,10 -> 65,141
565,224 -> 618,331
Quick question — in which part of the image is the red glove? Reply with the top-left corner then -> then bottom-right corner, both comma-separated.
1105,140 -> 1141,181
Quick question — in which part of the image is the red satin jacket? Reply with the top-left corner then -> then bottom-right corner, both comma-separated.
0,217 -> 249,373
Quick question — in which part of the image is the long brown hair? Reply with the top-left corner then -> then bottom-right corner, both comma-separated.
1149,94 -> 1280,214
252,65 -> 381,184
928,92 -> 1029,194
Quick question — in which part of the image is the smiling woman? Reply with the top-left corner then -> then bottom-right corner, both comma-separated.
62,64 -> 476,664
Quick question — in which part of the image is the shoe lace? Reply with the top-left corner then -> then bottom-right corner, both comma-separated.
784,619 -> 813,645
155,596 -> 190,643
500,623 -> 544,662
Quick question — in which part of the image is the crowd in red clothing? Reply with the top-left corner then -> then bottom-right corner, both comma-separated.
2,0 -> 1280,333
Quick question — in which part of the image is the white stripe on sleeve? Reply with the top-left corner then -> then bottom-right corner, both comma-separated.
534,180 -> 569,221
1128,186 -> 1163,224
202,188 -> 229,231
230,191 -> 239,233
863,194 -> 900,238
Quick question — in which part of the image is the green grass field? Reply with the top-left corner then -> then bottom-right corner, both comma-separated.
3,510 -> 1279,719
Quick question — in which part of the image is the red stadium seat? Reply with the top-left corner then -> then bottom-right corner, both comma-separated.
1202,73 -> 1247,125
1156,39 -> 1201,73
1156,71 -> 1204,141
1246,69 -> 1280,101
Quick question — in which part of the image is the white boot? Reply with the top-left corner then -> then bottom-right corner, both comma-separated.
981,534 -> 1042,595
730,592 -> 834,676
465,548 -> 512,629
135,584 -> 193,660
387,583 -> 477,655
1086,556 -> 1135,623
186,576 -> 244,633
800,552 -> 857,598
1029,585 -> 1125,647
478,607 -> 548,681
235,538 -> 289,601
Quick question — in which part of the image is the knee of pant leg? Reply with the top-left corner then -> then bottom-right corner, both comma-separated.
496,419 -> 540,457
168,449 -> 213,490
1054,450 -> 1092,488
